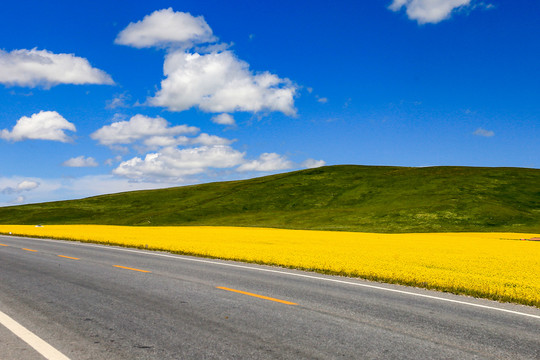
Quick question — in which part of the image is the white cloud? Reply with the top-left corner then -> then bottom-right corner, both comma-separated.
140,133 -> 232,149
12,196 -> 25,204
106,92 -> 131,109
388,0 -> 474,24
1,111 -> 76,142
237,153 -> 294,172
91,114 -> 199,146
105,156 -> 123,166
115,8 -> 216,49
0,48 -> 114,88
473,128 -> 494,137
142,135 -> 190,149
1,180 -> 40,194
113,145 -> 245,182
117,9 -> 298,116
317,97 -> 328,104
301,159 -> 326,168
0,177 -> 48,206
191,133 -> 233,146
211,113 -> 236,126
91,114 -> 234,153
112,144 -> 297,182
149,50 -> 297,115
16,180 -> 40,192
62,156 -> 99,167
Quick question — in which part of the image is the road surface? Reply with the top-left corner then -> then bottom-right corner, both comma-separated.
0,234 -> 538,359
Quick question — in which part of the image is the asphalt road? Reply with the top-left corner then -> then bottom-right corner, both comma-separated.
0,234 -> 538,360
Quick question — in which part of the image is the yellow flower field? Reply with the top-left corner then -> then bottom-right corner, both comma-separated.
1,225 -> 539,307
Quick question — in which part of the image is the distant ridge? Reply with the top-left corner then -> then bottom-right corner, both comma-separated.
1,165 -> 539,233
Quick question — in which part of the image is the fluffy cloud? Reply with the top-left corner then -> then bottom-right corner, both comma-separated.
115,8 -> 216,49
142,135 -> 190,149
1,111 -> 76,142
91,114 -> 199,146
1,180 -> 40,194
0,48 -> 114,88
473,127 -> 494,137
115,9 -> 297,116
388,0 -> 474,24
141,133 -> 232,149
62,156 -> 99,167
113,145 -> 245,181
91,114 -> 234,153
112,144 -> 304,182
111,141 -> 323,182
211,113 -> 236,126
237,153 -> 294,172
192,133 -> 233,146
149,50 -> 297,115
301,159 -> 326,168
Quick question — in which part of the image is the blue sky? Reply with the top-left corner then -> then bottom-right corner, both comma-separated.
0,0 -> 538,205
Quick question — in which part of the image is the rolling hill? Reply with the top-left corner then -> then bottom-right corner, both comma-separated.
1,165 -> 539,233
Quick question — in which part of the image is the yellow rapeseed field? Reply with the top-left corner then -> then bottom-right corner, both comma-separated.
1,225 -> 538,307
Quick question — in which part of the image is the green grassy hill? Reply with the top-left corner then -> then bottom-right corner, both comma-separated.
1,165 -> 539,232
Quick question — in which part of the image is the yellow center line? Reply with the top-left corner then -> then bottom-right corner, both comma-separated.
22,248 -> 38,252
57,255 -> 80,260
0,244 -> 8,246
113,265 -> 151,273
217,286 -> 298,305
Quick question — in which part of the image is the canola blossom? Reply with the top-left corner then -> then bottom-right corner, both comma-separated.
1,225 -> 538,307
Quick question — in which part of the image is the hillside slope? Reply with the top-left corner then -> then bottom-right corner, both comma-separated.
1,165 -> 539,232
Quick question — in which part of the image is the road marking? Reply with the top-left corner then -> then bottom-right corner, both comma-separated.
104,247 -> 540,320
113,249 -> 540,319
113,265 -> 151,273
0,309 -> 71,360
57,255 -> 80,260
22,248 -> 38,252
4,235 -> 540,320
0,243 -> 8,246
217,286 -> 298,305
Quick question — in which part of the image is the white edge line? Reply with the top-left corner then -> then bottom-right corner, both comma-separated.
3,235 -> 540,320
0,310 -> 71,360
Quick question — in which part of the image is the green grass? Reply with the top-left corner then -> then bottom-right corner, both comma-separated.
1,165 -> 539,233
